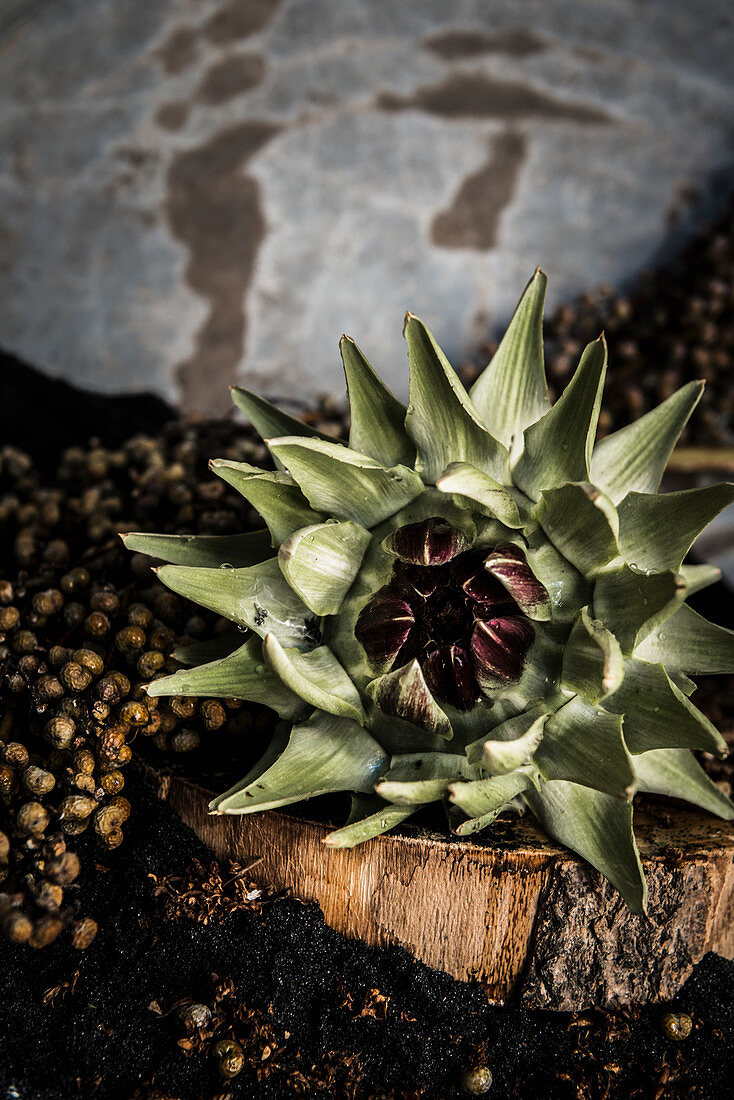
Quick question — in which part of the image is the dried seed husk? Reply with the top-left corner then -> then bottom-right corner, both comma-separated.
3,911 -> 33,944
17,802 -> 49,836
69,917 -> 98,950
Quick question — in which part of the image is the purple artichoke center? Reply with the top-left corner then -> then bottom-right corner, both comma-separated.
355,518 -> 542,711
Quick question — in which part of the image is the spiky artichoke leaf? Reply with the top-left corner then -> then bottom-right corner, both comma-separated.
679,563 -> 721,597
560,607 -> 624,704
210,461 -> 324,546
449,770 -> 537,821
632,748 -> 734,820
339,335 -> 414,468
375,751 -> 478,805
481,714 -> 548,775
156,558 -> 314,648
465,708 -> 548,764
534,695 -> 635,798
324,795 -> 419,848
617,484 -> 734,573
520,523 -> 592,622
603,658 -> 727,756
512,337 -> 607,500
147,635 -> 307,719
277,520 -> 371,616
231,386 -> 328,442
210,710 -> 388,814
525,780 -> 647,913
262,634 -> 365,725
634,603 -> 734,676
403,313 -> 509,484
436,462 -> 522,527
533,482 -> 620,577
469,267 -> 549,452
267,436 -> 424,527
121,529 -> 273,568
173,633 -> 243,665
589,381 -> 703,504
593,565 -> 684,654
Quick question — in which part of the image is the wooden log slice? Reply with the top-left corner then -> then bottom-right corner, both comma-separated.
159,773 -> 734,1011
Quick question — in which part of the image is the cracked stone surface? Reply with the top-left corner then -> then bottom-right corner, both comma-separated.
1,0 -> 733,413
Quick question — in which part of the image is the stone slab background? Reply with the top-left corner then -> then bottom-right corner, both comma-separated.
0,0 -> 733,414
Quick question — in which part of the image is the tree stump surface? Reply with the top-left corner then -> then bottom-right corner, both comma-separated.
159,773 -> 734,1011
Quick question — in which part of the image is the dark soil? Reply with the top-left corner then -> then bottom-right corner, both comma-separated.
1,764 -> 732,1100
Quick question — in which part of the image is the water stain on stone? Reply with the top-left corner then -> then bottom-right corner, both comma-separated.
155,25 -> 199,75
377,73 -> 612,124
204,0 -> 281,44
166,122 -> 282,413
424,28 -> 548,61
432,131 -> 527,251
155,102 -> 190,132
197,53 -> 266,105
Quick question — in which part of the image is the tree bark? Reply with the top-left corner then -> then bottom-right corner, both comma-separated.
159,773 -> 734,1011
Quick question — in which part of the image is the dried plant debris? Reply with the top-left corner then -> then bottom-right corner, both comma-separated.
149,857 -> 272,924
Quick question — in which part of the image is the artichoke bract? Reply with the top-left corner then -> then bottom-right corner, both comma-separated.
124,270 -> 734,912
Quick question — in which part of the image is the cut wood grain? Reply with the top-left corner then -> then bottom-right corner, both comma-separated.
159,773 -> 734,1011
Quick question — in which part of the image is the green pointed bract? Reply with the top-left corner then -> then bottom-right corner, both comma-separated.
513,337 -> 607,500
603,659 -> 726,756
525,780 -> 647,912
210,461 -> 324,546
231,386 -> 327,441
324,796 -> 418,848
593,565 -> 684,655
173,633 -> 243,666
535,695 -> 635,798
617,483 -> 734,573
127,271 -> 732,914
403,313 -> 509,484
156,558 -> 313,648
376,752 -> 477,804
449,771 -> 536,823
267,436 -> 423,527
678,563 -> 721,596
533,482 -> 619,577
481,714 -> 547,775
277,520 -> 371,616
561,607 -> 624,704
263,634 -> 365,725
147,636 -> 307,720
122,529 -> 273,568
367,660 -> 452,740
340,336 -> 414,468
634,604 -> 734,675
590,381 -> 703,504
210,710 -> 387,814
436,462 -> 522,527
470,268 -> 549,451
465,708 -> 546,764
633,748 -> 734,820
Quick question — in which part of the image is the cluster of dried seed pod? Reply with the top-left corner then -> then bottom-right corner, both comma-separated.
0,407 -> 352,948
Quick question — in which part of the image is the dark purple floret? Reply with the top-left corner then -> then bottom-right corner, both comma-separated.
355,518 -> 543,710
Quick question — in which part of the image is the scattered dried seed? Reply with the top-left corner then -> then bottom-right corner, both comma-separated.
69,917 -> 98,950
459,1066 -> 493,1095
212,1039 -> 244,1080
661,1011 -> 693,1040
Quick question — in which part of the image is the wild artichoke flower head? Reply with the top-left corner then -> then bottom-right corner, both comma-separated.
125,270 -> 734,912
